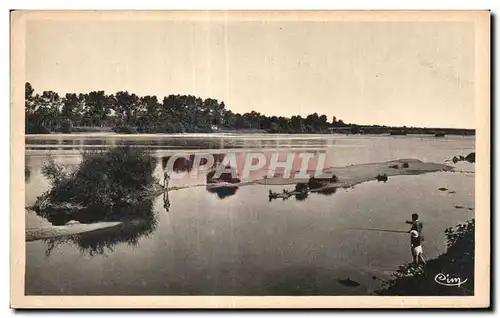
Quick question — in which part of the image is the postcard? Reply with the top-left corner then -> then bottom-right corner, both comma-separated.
11,10 -> 490,308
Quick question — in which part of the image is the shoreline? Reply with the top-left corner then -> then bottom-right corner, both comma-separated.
25,132 -> 476,139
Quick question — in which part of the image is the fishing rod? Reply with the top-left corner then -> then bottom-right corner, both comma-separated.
347,227 -> 439,267
346,227 -> 409,234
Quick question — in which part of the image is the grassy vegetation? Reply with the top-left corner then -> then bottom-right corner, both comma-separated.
33,147 -> 162,225
376,219 -> 474,296
112,125 -> 138,134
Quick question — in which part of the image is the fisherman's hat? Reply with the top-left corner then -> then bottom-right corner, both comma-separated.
410,230 -> 419,238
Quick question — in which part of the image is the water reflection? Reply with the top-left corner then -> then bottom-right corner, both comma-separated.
161,153 -> 241,200
26,135 -> 336,152
295,192 -> 309,201
268,185 -> 338,202
41,200 -> 159,257
163,186 -> 171,212
26,137 -> 248,151
206,186 -> 239,199
25,166 -> 32,183
24,135 -> 476,295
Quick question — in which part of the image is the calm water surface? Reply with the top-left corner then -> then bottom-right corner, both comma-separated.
25,134 -> 475,295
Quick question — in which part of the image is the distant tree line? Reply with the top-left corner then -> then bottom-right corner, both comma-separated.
25,82 -> 348,134
25,82 -> 474,135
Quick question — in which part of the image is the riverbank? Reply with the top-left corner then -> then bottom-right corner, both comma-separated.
375,219 -> 474,296
26,131 -> 475,138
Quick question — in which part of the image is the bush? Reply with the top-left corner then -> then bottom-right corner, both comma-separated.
136,126 -> 151,133
295,183 -> 309,193
113,125 -> 138,134
35,147 -> 160,224
451,153 -> 475,164
137,125 -> 171,133
308,177 -> 324,189
60,119 -> 73,133
72,126 -> 113,133
26,122 -> 51,134
402,162 -> 410,168
465,152 -> 475,163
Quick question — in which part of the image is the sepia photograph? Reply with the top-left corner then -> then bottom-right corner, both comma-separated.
10,10 -> 490,308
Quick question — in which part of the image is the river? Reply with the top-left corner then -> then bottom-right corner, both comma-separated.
25,133 -> 475,295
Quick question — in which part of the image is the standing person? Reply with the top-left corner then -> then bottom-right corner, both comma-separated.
163,171 -> 171,212
406,213 -> 424,241
163,170 -> 170,189
410,230 -> 426,265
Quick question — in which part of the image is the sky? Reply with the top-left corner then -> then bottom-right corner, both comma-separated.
25,13 -> 476,128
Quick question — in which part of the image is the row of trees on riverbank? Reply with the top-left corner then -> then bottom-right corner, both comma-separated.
25,82 -> 475,135
25,82 -> 347,134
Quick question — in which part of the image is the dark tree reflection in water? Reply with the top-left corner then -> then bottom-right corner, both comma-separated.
42,200 -> 159,257
25,166 -> 32,183
206,186 -> 239,199
295,192 -> 309,201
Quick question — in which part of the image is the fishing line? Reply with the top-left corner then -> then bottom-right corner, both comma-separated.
344,227 -> 441,272
346,227 -> 443,258
345,227 -> 409,234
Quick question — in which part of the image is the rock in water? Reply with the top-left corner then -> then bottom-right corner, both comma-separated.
376,174 -> 388,182
338,277 -> 360,287
465,152 -> 475,163
450,152 -> 474,164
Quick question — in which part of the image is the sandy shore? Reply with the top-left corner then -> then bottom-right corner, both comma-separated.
26,221 -> 122,242
254,158 -> 454,188
167,159 -> 454,191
